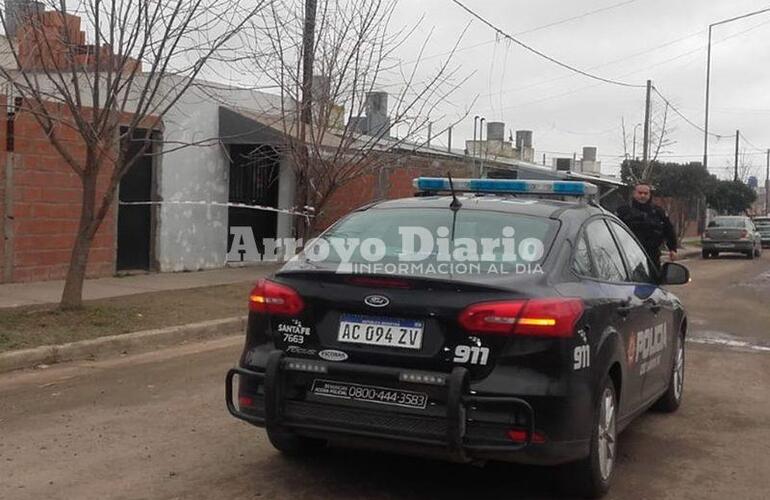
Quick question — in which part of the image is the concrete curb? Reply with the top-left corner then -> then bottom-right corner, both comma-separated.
0,316 -> 246,374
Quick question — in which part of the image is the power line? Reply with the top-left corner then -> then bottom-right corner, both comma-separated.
740,132 -> 765,152
651,85 -> 731,139
515,0 -> 641,36
451,0 -> 646,88
401,0 -> 642,66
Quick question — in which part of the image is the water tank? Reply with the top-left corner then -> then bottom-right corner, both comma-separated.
487,122 -> 505,141
516,130 -> 533,149
5,0 -> 44,36
582,146 -> 597,162
311,74 -> 330,102
365,92 -> 389,136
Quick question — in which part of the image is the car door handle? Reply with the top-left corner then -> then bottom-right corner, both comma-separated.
617,302 -> 633,317
645,299 -> 661,314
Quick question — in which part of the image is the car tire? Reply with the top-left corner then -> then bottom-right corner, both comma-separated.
701,250 -> 710,259
267,427 -> 327,456
562,377 -> 617,499
747,250 -> 755,260
652,330 -> 685,413
712,251 -> 719,258
754,246 -> 761,257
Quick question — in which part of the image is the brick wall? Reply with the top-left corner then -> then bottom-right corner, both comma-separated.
1,100 -> 116,283
315,154 -> 475,230
0,95 -> 5,274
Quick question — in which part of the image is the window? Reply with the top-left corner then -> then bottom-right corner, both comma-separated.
708,217 -> 746,228
585,220 -> 627,282
572,234 -> 594,277
608,220 -> 653,283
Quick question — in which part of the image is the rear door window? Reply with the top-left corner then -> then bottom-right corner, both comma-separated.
607,220 -> 653,283
585,219 -> 627,282
572,233 -> 595,278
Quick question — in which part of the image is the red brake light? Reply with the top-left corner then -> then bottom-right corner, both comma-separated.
508,428 -> 546,444
457,300 -> 526,335
249,279 -> 305,315
457,298 -> 583,338
515,298 -> 584,338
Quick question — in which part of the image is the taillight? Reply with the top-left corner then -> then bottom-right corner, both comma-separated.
248,279 -> 305,315
457,298 -> 583,337
508,428 -> 547,444
457,300 -> 526,334
515,298 -> 584,338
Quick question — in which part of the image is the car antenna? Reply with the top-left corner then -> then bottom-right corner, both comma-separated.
447,172 -> 462,211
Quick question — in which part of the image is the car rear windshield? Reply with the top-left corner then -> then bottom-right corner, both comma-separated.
305,207 -> 557,275
708,218 -> 746,228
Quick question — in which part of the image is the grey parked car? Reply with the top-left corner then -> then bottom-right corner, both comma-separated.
702,216 -> 762,259
753,216 -> 770,247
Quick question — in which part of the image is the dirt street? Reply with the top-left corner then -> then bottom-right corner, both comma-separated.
1,255 -> 769,500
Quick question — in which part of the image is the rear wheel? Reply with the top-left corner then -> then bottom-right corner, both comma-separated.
653,330 -> 685,413
701,250 -> 710,259
563,378 -> 617,498
747,250 -> 755,259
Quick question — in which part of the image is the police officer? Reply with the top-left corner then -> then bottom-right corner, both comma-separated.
616,182 -> 677,268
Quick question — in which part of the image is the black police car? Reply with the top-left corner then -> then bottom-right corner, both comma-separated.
226,178 -> 690,498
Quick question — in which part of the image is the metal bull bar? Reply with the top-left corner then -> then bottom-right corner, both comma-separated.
226,350 -> 536,457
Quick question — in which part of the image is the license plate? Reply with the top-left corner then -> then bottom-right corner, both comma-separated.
337,314 -> 424,350
311,379 -> 428,409
716,243 -> 735,248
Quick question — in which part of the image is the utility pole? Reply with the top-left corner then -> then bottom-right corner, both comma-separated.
297,0 -> 317,238
765,149 -> 769,214
642,79 -> 652,178
704,25 -> 713,170
479,117 -> 485,177
300,0 -> 317,130
734,130 -> 739,181
427,122 -> 432,148
447,126 -> 452,153
703,7 -> 770,171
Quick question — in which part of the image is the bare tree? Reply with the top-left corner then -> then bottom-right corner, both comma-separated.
0,0 -> 264,308
643,101 -> 676,180
243,0 -> 470,236
733,148 -> 756,182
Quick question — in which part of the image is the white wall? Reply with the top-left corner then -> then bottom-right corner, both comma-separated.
156,84 -> 285,272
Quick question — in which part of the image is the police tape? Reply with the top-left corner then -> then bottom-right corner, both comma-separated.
117,200 -> 315,218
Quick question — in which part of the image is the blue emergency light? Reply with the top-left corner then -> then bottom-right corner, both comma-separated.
412,177 -> 598,196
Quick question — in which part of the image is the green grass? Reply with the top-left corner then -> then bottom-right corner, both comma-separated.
0,282 -> 255,353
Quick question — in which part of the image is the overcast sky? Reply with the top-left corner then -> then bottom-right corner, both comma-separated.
382,0 -> 770,180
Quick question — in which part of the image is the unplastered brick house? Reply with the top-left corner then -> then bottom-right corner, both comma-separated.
0,6 -> 144,283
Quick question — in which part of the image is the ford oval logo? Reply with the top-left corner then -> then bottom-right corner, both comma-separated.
364,295 -> 390,308
319,349 -> 348,362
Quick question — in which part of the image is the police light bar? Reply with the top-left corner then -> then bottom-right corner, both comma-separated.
412,177 -> 598,196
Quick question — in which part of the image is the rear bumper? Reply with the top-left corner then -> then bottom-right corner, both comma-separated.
702,240 -> 754,251
226,351 -> 589,466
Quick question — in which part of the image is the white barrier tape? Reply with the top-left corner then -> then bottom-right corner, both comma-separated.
118,200 -> 315,218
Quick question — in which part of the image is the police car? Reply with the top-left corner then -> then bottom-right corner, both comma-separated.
226,178 -> 690,498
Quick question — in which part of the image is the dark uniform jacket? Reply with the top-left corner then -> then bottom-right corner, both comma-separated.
616,200 -> 677,262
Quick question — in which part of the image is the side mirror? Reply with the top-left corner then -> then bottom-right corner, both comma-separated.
659,262 -> 690,285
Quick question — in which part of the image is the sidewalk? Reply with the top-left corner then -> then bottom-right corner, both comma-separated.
0,264 -> 281,308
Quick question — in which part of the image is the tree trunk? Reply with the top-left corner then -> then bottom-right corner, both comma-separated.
60,170 -> 98,310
